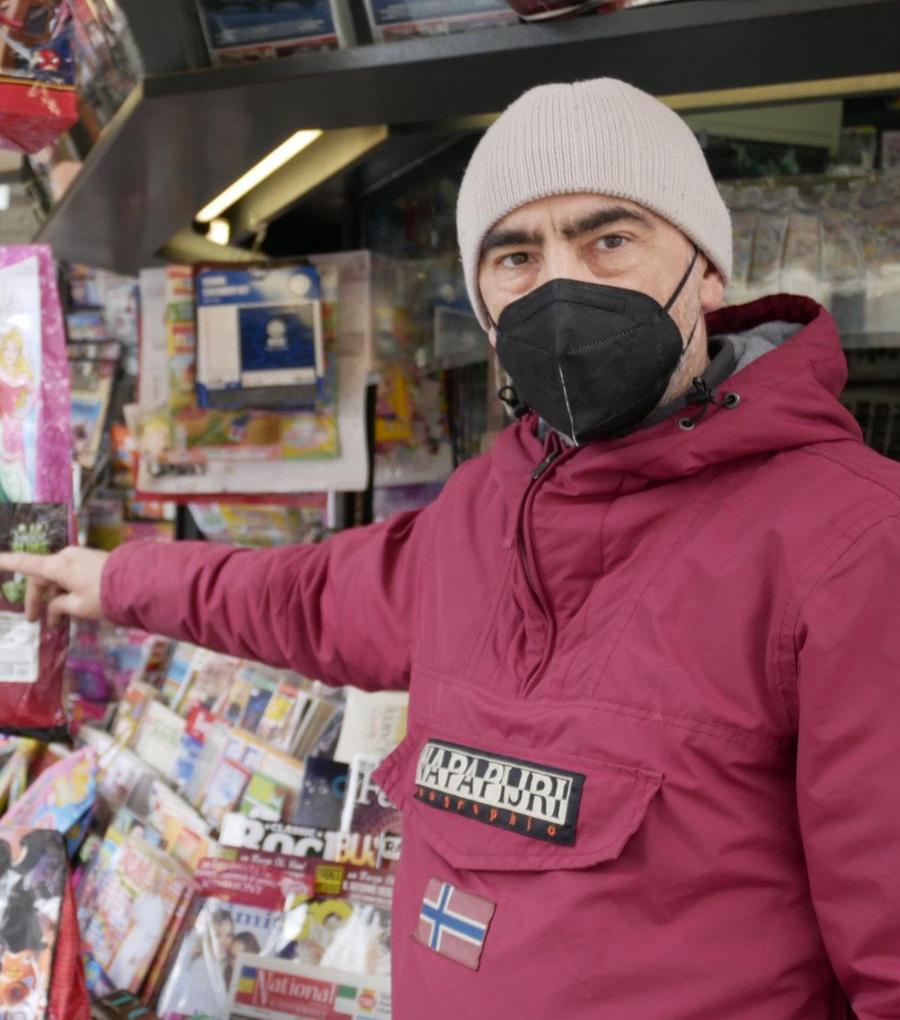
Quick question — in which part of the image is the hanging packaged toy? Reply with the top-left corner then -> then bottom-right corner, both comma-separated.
0,246 -> 71,504
0,1 -> 78,153
0,503 -> 69,738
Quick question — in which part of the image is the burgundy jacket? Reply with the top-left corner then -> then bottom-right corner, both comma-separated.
104,296 -> 900,1019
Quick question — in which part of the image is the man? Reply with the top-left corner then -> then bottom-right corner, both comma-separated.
3,78 -> 899,1018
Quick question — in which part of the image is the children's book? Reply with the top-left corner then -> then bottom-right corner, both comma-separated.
0,826 -> 67,1020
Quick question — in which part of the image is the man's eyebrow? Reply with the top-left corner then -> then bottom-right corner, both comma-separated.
480,227 -> 544,257
561,206 -> 652,239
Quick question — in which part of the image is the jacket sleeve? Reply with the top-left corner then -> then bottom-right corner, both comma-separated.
100,509 -> 430,692
793,513 -> 900,1017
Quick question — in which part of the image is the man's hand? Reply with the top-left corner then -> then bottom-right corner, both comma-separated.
0,547 -> 108,627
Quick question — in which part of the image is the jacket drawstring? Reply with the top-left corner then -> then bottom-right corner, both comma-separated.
678,377 -> 741,432
498,385 -> 531,420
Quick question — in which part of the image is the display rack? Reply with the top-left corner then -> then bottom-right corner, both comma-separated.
37,0 -> 900,274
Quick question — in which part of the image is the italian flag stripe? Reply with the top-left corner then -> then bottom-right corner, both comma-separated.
335,984 -> 358,1010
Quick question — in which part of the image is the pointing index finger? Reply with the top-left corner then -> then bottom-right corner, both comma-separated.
0,552 -> 58,581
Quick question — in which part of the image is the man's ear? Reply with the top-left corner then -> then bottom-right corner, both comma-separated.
699,258 -> 726,313
487,325 -> 498,349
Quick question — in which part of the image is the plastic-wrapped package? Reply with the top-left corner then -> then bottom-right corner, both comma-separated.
821,185 -> 867,341
0,2 -> 78,154
0,246 -> 71,505
156,858 -> 313,1020
781,191 -> 828,307
0,247 -> 72,739
747,186 -> 792,298
0,503 -> 69,738
857,173 -> 900,340
81,831 -> 190,997
724,205 -> 758,308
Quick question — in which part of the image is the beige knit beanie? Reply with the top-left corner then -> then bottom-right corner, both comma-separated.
457,78 -> 732,329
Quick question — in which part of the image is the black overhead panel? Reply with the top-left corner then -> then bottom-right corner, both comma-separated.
38,0 -> 900,273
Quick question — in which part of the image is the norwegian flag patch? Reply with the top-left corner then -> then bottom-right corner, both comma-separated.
414,878 -> 496,970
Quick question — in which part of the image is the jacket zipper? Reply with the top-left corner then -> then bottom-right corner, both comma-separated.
516,438 -> 571,695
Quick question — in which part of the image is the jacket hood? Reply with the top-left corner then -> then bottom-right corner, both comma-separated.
490,294 -> 862,504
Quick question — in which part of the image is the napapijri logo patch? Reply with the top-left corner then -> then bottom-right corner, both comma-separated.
414,739 -> 584,845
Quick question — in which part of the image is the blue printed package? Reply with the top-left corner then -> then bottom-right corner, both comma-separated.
195,0 -> 356,62
195,265 -> 326,412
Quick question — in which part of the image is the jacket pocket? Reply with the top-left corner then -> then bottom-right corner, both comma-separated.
374,726 -> 662,872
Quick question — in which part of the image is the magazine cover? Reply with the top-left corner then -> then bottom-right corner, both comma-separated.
291,758 -> 348,830
0,826 -> 66,1020
333,689 -> 408,764
240,679 -> 277,735
219,815 -> 401,868
339,755 -> 402,843
173,705 -> 219,794
133,700 -> 187,783
199,757 -> 253,830
290,691 -> 340,761
84,832 -> 189,994
160,642 -> 198,707
226,959 -> 390,1020
76,804 -> 152,934
111,678 -> 158,746
175,649 -> 242,717
185,722 -> 232,809
217,670 -> 257,727
157,858 -> 314,1020
278,891 -> 391,978
240,774 -> 287,823
69,357 -> 114,469
1,745 -> 96,834
255,685 -> 310,754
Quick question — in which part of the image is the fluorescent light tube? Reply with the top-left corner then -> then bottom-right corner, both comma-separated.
205,218 -> 231,245
195,129 -> 323,223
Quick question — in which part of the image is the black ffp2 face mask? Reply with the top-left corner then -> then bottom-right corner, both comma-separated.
494,247 -> 700,444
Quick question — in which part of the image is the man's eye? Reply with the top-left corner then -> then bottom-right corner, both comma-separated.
499,252 -> 531,268
596,235 -> 627,251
